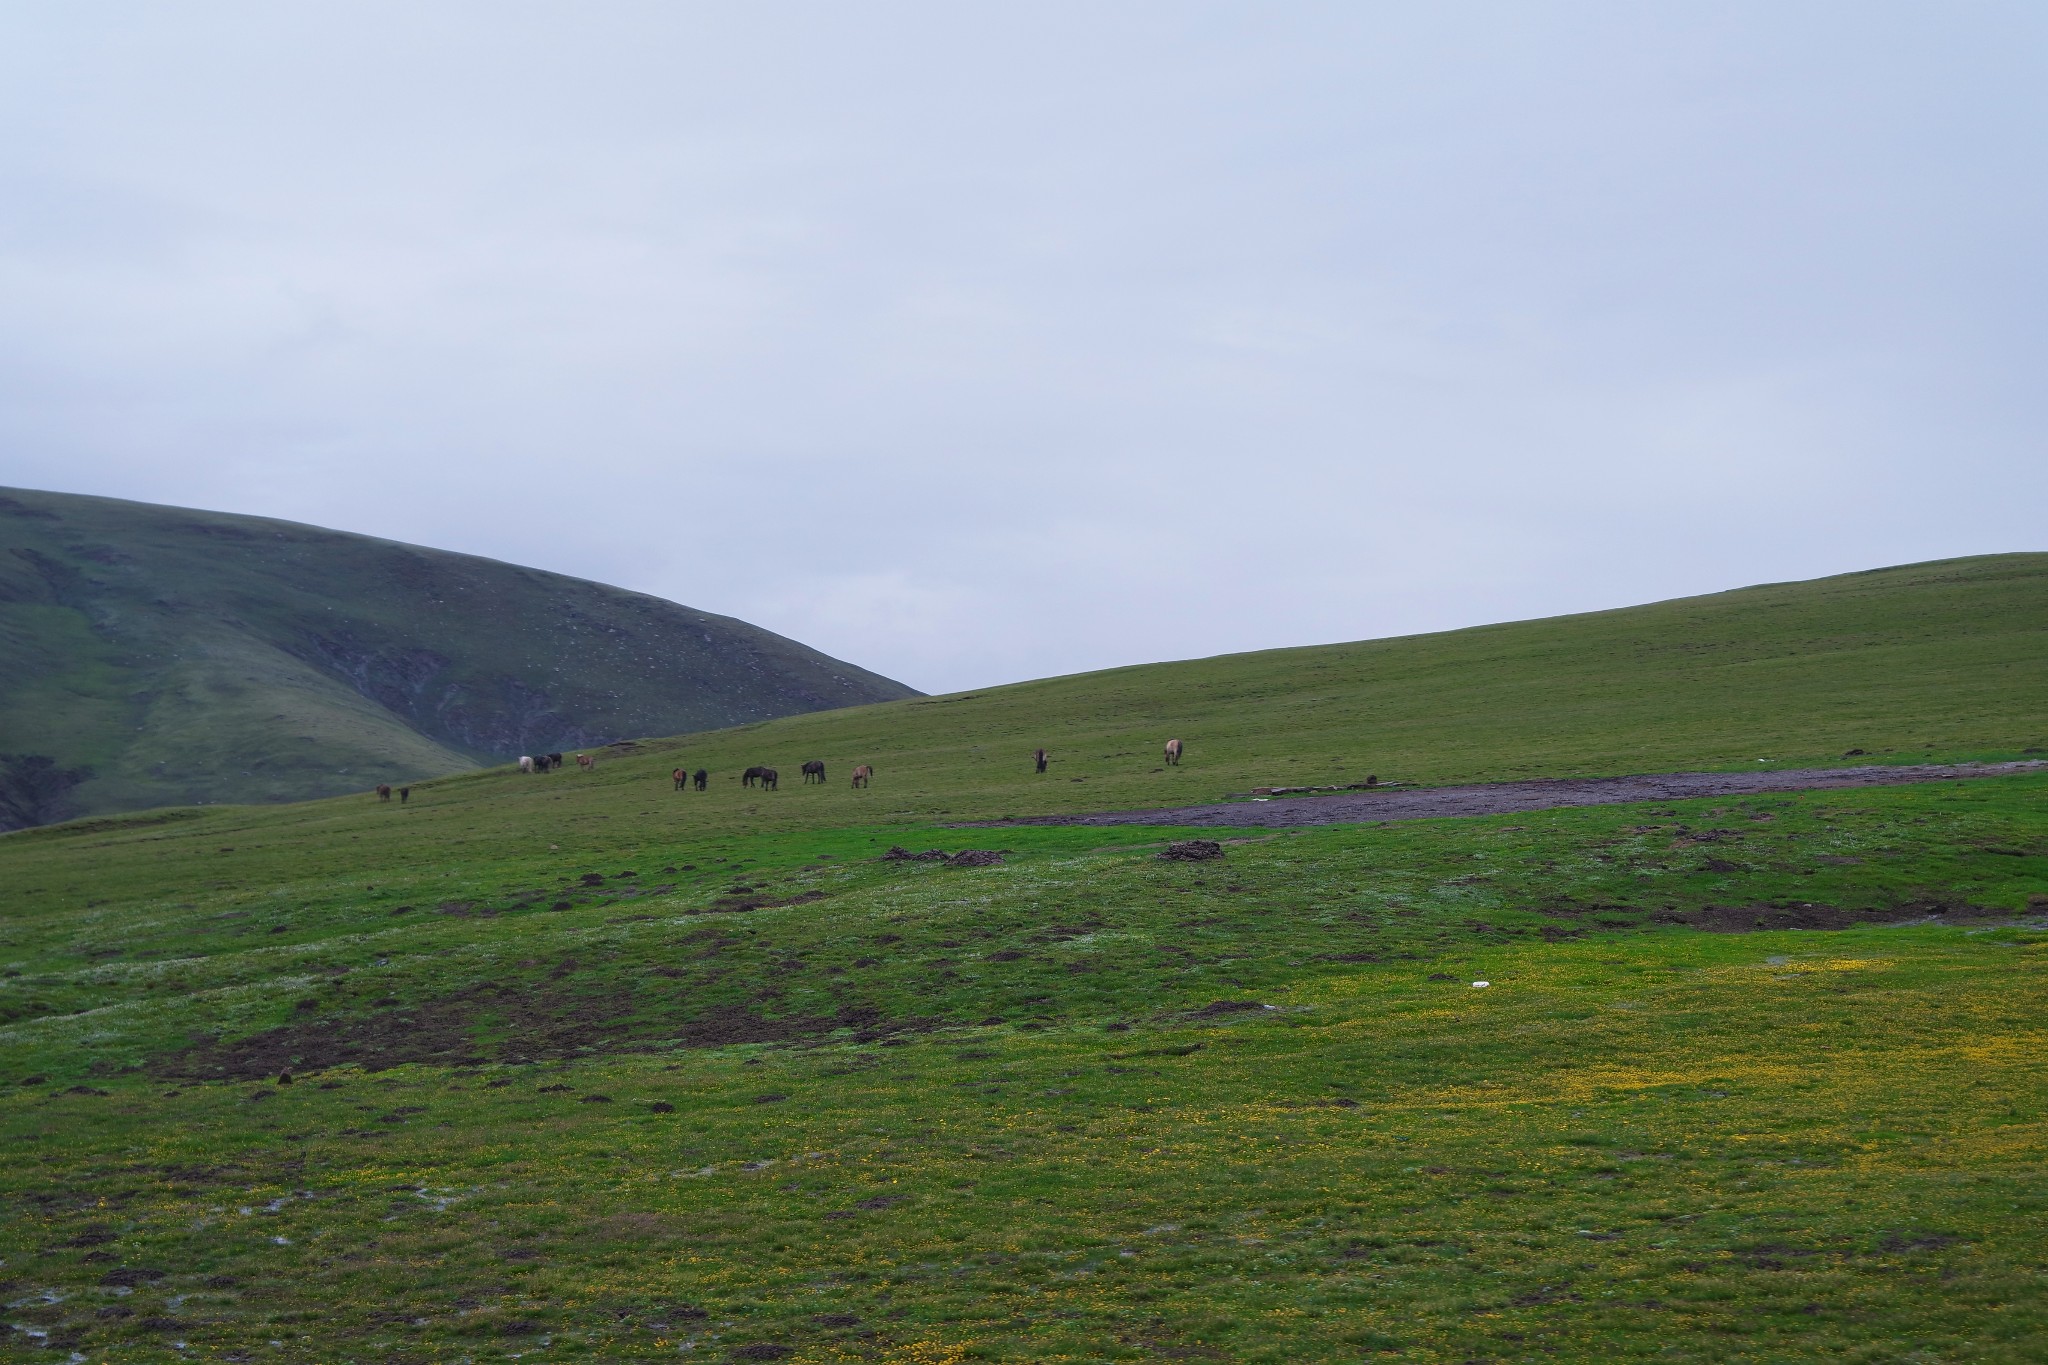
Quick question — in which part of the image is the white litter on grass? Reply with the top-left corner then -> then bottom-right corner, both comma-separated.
1472,981 -> 1490,988
270,1235 -> 290,1245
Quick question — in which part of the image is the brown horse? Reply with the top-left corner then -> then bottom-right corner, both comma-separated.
576,753 -> 595,771
375,784 -> 392,801
851,764 -> 873,788
1033,747 -> 1048,774
1164,738 -> 1183,766
673,768 -> 688,790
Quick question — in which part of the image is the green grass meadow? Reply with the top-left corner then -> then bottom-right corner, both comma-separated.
2,554 -> 2046,1361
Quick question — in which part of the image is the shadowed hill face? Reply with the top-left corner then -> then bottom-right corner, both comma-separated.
0,487 -> 918,825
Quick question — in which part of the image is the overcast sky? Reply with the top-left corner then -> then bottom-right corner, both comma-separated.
2,4 -> 2042,693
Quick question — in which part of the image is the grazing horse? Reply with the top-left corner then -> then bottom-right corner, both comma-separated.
519,755 -> 535,774
742,765 -> 767,787
375,784 -> 392,802
801,760 -> 826,784
1033,747 -> 1048,774
399,786 -> 410,803
1164,738 -> 1183,766
759,767 -> 779,790
576,753 -> 595,771
545,752 -> 563,771
693,768 -> 708,790
673,768 -> 689,791
851,764 -> 873,788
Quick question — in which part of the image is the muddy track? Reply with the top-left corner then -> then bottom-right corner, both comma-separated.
979,761 -> 2048,830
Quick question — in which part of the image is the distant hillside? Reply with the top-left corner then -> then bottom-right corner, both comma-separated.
300,548 -> 2037,832
0,487 -> 918,825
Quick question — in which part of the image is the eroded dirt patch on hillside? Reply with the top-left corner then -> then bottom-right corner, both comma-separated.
980,761 -> 2047,829
149,987 -> 936,1080
1658,899 -> 2020,933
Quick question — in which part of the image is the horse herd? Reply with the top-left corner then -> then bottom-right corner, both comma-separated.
354,740 -> 1196,806
380,738 -> 1191,803
701,760 -> 873,791
370,740 -> 1187,806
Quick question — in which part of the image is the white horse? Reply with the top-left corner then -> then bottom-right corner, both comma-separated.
518,755 -> 535,774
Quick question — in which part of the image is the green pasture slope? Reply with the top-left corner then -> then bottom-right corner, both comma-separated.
1,553 -> 2046,1362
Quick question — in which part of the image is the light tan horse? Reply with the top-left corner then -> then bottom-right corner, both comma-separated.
1164,738 -> 1183,766
851,764 -> 874,788
576,753 -> 595,771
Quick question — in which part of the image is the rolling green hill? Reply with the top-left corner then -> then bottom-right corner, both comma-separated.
1,552 -> 2044,1360
525,548 -> 2040,829
0,486 -> 917,828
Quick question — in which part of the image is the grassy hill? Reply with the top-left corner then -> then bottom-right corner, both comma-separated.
0,486 -> 917,827
1,553 -> 2044,1360
520,549 -> 2040,829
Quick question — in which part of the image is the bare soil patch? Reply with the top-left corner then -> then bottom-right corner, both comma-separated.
1656,898 -> 2015,933
150,987 -> 936,1080
980,762 -> 2046,830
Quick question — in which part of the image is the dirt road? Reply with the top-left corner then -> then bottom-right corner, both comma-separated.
980,761 -> 2046,829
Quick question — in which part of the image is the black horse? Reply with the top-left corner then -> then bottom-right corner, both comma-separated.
693,769 -> 708,790
742,766 -> 766,787
1034,747 -> 1049,774
801,760 -> 826,784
